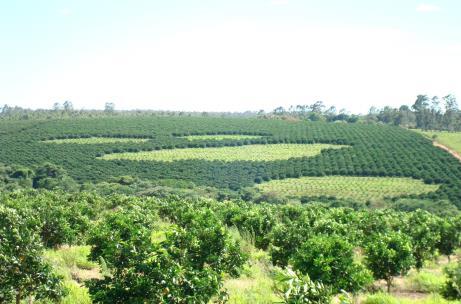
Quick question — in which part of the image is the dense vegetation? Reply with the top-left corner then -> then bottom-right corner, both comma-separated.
2,110 -> 461,303
1,116 -> 460,206
2,190 -> 461,303
269,95 -> 461,131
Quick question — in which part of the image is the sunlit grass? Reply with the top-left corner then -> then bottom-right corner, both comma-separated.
100,143 -> 348,162
183,134 -> 263,141
43,137 -> 150,144
255,176 -> 439,202
415,130 -> 461,155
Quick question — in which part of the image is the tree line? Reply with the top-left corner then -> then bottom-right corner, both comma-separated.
267,94 -> 460,131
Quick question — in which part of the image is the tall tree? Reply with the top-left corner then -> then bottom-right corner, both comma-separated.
63,100 -> 73,111
104,102 -> 115,113
412,95 -> 431,129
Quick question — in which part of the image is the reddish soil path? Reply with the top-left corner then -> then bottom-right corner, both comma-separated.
433,142 -> 461,162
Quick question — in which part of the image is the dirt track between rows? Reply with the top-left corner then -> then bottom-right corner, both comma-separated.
433,142 -> 461,162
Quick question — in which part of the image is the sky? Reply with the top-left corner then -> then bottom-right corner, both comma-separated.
0,0 -> 460,113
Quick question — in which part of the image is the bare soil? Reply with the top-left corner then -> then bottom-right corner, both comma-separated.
433,142 -> 461,162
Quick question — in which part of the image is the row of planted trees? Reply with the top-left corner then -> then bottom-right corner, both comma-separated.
1,190 -> 461,303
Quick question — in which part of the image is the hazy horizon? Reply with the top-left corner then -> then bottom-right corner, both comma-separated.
1,1 -> 460,114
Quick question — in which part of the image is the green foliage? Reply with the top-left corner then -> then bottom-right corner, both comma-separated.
1,116 -> 461,204
403,210 -> 441,270
0,206 -> 67,303
437,218 -> 461,259
1,190 -> 461,303
256,176 -> 440,203
292,235 -> 372,293
392,199 -> 460,217
364,232 -> 415,292
2,190 -> 92,248
407,270 -> 446,293
33,163 -> 78,191
273,267 -> 332,304
86,204 -> 247,303
443,261 -> 461,300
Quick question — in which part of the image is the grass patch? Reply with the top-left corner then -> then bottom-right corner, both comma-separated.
41,246 -> 96,304
407,270 -> 446,293
44,246 -> 99,281
44,137 -> 150,144
183,134 -> 263,141
255,176 -> 439,203
362,293 -> 461,304
415,130 -> 461,155
100,144 -> 347,162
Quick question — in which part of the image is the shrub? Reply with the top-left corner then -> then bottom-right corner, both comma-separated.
442,261 -> 461,300
86,205 -> 246,303
292,235 -> 373,293
273,268 -> 332,304
0,206 -> 67,303
407,270 -> 445,293
364,232 -> 414,292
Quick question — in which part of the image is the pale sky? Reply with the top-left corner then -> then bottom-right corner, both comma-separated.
0,0 -> 460,113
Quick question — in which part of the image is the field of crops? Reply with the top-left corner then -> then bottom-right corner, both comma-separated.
44,137 -> 150,144
416,130 -> 461,155
100,144 -> 347,162
255,176 -> 440,202
1,116 -> 461,205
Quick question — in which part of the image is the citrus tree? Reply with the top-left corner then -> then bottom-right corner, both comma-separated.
0,206 -> 66,304
364,232 -> 414,292
292,235 -> 372,293
86,205 -> 246,303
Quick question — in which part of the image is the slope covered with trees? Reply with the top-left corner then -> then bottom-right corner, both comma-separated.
1,116 -> 460,206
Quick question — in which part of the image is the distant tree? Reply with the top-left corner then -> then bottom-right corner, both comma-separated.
32,163 -> 78,191
412,95 -> 431,129
310,101 -> 325,114
443,94 -> 459,130
364,232 -> 414,292
273,106 -> 286,115
104,102 -> 115,113
1,104 -> 11,115
325,106 -> 337,121
0,206 -> 66,304
52,102 -> 62,111
396,105 -> 416,128
63,100 -> 73,111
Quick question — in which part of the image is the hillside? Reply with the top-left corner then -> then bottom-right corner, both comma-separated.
1,116 -> 461,207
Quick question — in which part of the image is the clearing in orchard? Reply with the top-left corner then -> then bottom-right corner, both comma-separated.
255,176 -> 440,202
44,137 -> 150,144
182,134 -> 263,141
99,143 -> 348,162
